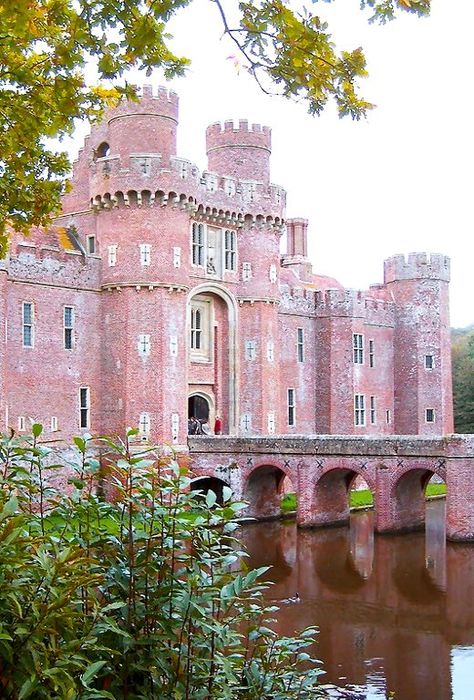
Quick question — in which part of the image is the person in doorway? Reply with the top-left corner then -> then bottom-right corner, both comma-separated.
201,419 -> 211,435
193,417 -> 202,435
214,415 -> 222,435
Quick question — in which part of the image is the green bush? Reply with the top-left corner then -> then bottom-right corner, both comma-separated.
0,427 -> 325,699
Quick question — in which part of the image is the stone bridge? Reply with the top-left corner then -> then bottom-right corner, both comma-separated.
187,434 -> 474,541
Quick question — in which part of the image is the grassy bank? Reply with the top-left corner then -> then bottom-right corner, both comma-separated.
280,483 -> 447,514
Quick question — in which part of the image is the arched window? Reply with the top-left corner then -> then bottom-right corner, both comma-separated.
96,142 -> 110,158
191,308 -> 202,350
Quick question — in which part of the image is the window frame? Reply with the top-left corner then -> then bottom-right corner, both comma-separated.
425,354 -> 435,370
353,333 -> 364,364
86,235 -> 96,255
79,387 -> 90,429
22,302 -> 34,348
354,393 -> 366,427
425,408 -> 436,423
370,395 -> 376,425
297,327 -> 304,363
287,388 -> 296,427
224,229 -> 237,272
369,339 -> 374,368
190,297 -> 212,362
191,223 -> 205,267
51,416 -> 58,432
64,306 -> 74,350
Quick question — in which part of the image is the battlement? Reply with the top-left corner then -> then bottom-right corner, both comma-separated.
206,120 -> 272,184
384,253 -> 450,284
106,84 -> 179,125
315,288 -> 395,324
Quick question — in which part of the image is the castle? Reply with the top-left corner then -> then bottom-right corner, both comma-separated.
1,86 -> 454,445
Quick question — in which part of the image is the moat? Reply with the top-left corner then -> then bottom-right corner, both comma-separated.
242,501 -> 474,700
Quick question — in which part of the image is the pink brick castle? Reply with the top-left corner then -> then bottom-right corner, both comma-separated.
1,86 -> 454,444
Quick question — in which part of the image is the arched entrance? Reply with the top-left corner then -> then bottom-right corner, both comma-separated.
190,476 -> 228,505
188,395 -> 210,422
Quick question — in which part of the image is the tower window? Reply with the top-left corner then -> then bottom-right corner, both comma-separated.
425,354 -> 434,370
287,389 -> 296,427
192,223 -> 204,267
191,308 -> 202,350
353,334 -> 364,364
80,387 -> 90,429
297,328 -> 304,363
426,408 -> 435,423
64,306 -> 74,350
370,395 -> 376,425
87,235 -> 96,254
354,394 -> 365,426
224,229 -> 236,271
22,302 -> 34,348
369,339 -> 374,367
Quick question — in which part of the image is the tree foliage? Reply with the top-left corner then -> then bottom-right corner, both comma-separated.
451,326 -> 474,433
0,427 -> 325,699
0,0 -> 430,255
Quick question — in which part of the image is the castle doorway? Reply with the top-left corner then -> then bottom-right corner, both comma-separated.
188,395 -> 210,422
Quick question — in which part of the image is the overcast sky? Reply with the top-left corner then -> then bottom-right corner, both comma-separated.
68,0 -> 474,327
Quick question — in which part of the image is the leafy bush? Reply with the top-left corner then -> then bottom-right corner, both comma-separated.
0,427 -> 325,699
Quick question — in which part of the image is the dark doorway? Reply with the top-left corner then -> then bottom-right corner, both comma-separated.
191,477 -> 227,505
188,395 -> 210,422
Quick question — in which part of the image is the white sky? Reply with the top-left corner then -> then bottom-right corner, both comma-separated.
68,0 -> 474,327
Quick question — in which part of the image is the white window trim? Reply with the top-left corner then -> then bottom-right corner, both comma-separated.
64,306 -> 74,350
79,387 -> 90,429
425,408 -> 436,423
297,327 -> 304,363
51,416 -> 58,432
86,235 -> 96,255
224,229 -> 237,272
288,388 -> 296,427
353,334 -> 364,365
369,339 -> 374,368
425,354 -> 435,370
191,222 -> 205,268
190,297 -> 212,363
22,301 -> 34,348
354,394 -> 366,427
370,395 -> 376,425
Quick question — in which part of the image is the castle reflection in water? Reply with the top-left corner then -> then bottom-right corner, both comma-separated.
241,501 -> 474,700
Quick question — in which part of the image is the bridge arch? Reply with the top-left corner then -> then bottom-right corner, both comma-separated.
190,474 -> 229,505
242,462 -> 295,520
390,462 -> 447,533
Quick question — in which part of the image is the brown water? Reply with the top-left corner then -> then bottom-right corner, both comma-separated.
241,501 -> 474,700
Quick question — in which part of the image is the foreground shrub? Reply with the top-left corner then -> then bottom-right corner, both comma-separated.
0,427 -> 325,699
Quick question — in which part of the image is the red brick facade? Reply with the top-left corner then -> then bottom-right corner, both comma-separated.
1,86 -> 454,448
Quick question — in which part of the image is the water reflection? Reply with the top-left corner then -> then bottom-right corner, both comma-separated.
241,501 -> 474,700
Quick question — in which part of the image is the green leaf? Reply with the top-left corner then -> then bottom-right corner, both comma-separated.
81,661 -> 107,687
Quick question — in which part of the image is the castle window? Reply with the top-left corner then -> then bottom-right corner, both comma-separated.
225,179 -> 236,196
108,244 -> 117,267
96,142 -> 110,158
87,235 -> 96,254
245,340 -> 257,361
18,416 -> 26,432
140,244 -> 151,266
139,412 -> 151,436
354,394 -> 365,426
370,396 -> 376,425
79,387 -> 90,429
242,262 -> 252,281
240,413 -> 252,433
64,306 -> 74,350
138,334 -> 151,357
425,354 -> 434,370
353,334 -> 364,364
386,409 -> 391,424
425,408 -> 435,423
297,328 -> 304,363
190,298 -> 211,362
267,340 -> 274,362
192,223 -> 204,267
287,389 -> 296,427
173,247 -> 181,268
369,339 -> 374,367
267,412 -> 275,434
22,302 -> 34,348
51,416 -> 58,432
269,264 -> 277,283
206,174 -> 218,193
224,229 -> 236,271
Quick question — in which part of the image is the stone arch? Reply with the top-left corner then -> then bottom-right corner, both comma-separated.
96,141 -> 110,158
187,283 -> 238,434
242,462 -> 294,521
188,390 -> 214,426
390,463 -> 446,533
309,466 -> 376,529
190,475 -> 229,505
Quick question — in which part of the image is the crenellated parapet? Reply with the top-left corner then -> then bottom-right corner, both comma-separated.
206,120 -> 271,185
314,288 -> 395,325
279,284 -> 317,314
7,244 -> 101,290
384,253 -> 450,284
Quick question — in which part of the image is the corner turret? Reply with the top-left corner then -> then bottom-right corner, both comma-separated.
206,120 -> 271,184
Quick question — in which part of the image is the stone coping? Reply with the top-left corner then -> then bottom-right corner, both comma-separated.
188,434 -> 474,458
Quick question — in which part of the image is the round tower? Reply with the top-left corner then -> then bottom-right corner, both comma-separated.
206,120 -> 271,183
101,85 -> 179,167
